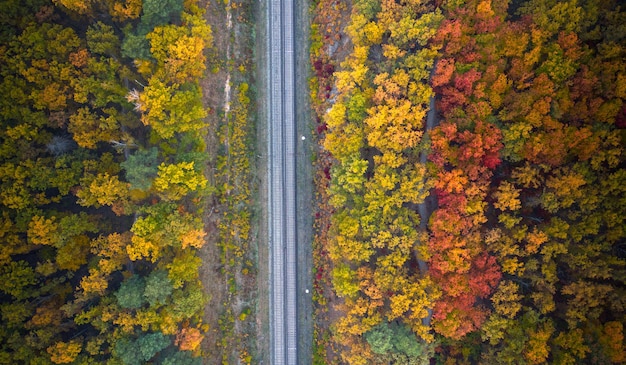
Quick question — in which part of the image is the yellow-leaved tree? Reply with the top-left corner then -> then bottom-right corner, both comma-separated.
47,341 -> 82,364
76,172 -> 130,209
153,161 -> 207,200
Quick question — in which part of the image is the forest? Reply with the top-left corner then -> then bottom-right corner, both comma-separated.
311,0 -> 626,363
0,0 -> 213,363
1,0 -> 625,363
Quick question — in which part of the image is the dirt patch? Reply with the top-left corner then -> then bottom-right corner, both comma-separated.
197,0 -> 228,362
295,0 -> 314,361
198,0 -> 263,363
253,0 -> 270,361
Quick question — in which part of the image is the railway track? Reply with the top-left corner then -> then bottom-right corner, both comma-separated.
268,0 -> 297,362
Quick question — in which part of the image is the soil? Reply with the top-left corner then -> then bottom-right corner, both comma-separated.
294,0 -> 314,361
254,0 -> 270,362
197,0 -> 230,361
198,0 -> 265,363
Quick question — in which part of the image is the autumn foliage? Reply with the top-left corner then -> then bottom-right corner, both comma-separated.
314,0 -> 626,363
429,0 -> 626,362
314,0 -> 444,362
0,0 -> 211,363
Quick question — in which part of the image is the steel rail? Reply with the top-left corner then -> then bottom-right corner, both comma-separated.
268,0 -> 297,361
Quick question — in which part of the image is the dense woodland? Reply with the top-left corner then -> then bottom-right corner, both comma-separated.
1,0 -> 625,363
0,0 -> 212,363
312,0 -> 625,363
